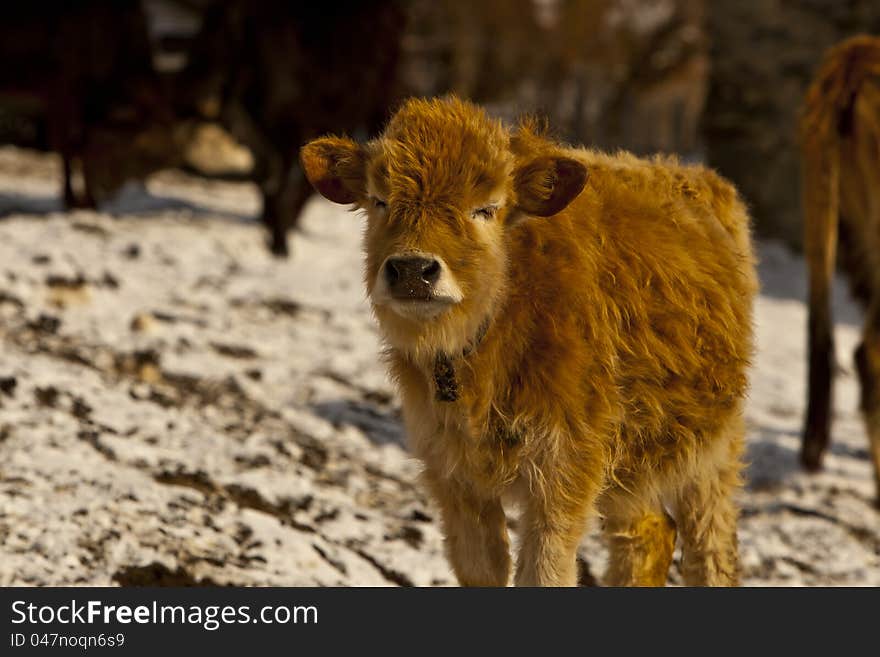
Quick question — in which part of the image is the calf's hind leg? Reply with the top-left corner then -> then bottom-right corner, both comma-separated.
673,416 -> 744,586
601,503 -> 676,587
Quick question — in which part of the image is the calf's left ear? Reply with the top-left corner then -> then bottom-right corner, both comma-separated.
300,136 -> 366,205
513,156 -> 587,217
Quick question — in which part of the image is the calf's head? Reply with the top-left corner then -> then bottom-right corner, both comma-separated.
301,97 -> 586,356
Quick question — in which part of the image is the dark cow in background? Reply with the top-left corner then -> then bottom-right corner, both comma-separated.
0,1 -> 190,209
176,0 -> 406,256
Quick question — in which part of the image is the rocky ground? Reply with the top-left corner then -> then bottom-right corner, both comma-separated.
0,146 -> 877,586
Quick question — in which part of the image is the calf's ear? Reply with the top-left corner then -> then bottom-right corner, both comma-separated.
513,156 -> 587,217
300,137 -> 366,205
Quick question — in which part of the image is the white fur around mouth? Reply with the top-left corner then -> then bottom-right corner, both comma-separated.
386,297 -> 456,319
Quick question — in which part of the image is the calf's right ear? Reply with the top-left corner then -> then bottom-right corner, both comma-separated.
300,137 -> 366,205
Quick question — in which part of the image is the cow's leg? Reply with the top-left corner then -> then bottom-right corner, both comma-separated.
426,474 -> 511,586
602,505 -> 676,587
673,415 -> 744,586
284,163 -> 314,233
62,152 -> 77,208
61,154 -> 96,210
853,300 -> 880,507
254,148 -> 291,257
221,103 -> 292,256
514,459 -> 598,587
49,89 -> 79,210
261,186 -> 287,257
264,162 -> 313,257
802,287 -> 835,470
801,136 -> 839,472
79,157 -> 98,210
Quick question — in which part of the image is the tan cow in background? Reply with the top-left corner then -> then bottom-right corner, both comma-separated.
302,96 -> 756,586
800,35 -> 880,505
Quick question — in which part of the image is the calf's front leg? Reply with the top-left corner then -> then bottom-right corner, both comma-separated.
514,462 -> 598,587
425,473 -> 511,587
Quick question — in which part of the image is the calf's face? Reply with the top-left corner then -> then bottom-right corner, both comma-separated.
301,98 -> 586,354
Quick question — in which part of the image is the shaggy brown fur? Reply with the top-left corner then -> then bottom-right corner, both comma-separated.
302,97 -> 756,586
800,35 -> 880,504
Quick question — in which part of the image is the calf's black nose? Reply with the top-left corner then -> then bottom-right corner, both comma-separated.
385,256 -> 442,297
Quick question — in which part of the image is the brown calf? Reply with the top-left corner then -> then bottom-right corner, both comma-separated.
800,35 -> 880,504
303,97 -> 756,586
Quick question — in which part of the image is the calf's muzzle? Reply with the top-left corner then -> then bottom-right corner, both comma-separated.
384,256 -> 442,300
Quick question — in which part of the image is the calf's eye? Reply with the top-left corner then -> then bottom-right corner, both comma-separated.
371,197 -> 387,210
472,205 -> 498,220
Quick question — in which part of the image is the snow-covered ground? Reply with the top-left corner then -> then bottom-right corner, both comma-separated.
0,146 -> 876,586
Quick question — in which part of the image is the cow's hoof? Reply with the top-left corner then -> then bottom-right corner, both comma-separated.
268,234 -> 289,258
800,439 -> 825,472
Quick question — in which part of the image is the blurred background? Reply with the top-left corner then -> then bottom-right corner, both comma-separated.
1,1 -> 878,587
3,0 -> 880,249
